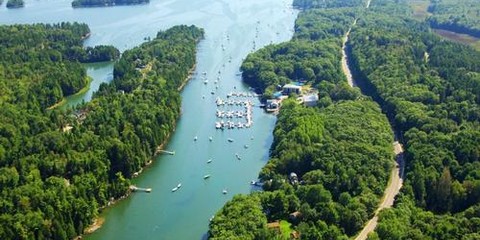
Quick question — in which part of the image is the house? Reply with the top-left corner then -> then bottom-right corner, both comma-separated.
302,93 -> 318,107
282,84 -> 302,95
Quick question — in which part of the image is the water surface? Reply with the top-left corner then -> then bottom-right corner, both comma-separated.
0,0 -> 298,239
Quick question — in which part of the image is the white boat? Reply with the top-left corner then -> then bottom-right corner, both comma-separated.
204,80 -> 208,84
207,159 -> 212,163
172,183 -> 182,192
203,174 -> 211,179
227,138 -> 234,142
209,136 -> 213,141
222,189 -> 228,194
194,136 -> 198,141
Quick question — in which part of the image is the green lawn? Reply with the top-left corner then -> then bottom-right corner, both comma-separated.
279,220 -> 294,239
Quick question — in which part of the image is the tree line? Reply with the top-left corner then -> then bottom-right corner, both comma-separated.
0,23 -> 119,109
6,0 -> 23,8
210,5 -> 395,239
71,0 -> 149,8
0,24 -> 203,239
427,0 -> 480,38
345,0 -> 480,238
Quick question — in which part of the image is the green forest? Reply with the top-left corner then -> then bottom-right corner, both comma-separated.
293,0 -> 366,9
6,0 -> 24,8
210,4 -> 395,239
71,0 -> 149,8
0,24 -> 203,239
346,0 -> 480,238
241,8 -> 357,99
211,0 -> 480,239
427,0 -> 480,37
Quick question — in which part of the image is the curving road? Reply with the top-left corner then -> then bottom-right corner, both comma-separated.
340,0 -> 406,238
354,141 -> 404,240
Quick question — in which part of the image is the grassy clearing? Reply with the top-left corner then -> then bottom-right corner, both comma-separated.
279,220 -> 293,239
434,29 -> 480,51
408,0 -> 431,20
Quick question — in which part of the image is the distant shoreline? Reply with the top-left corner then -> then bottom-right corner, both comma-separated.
72,1 -> 149,8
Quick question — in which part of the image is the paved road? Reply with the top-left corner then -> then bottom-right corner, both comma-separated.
354,142 -> 404,240
340,1 -> 406,237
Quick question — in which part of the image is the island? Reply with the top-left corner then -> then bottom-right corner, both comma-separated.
71,0 -> 149,8
6,0 -> 24,8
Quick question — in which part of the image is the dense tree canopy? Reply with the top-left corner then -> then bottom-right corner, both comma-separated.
71,0 -> 149,8
427,0 -> 480,37
345,0 -> 480,238
0,24 -> 203,239
241,8 -> 357,99
293,0 -> 366,9
211,6 -> 394,238
0,23 -> 119,109
6,0 -> 23,8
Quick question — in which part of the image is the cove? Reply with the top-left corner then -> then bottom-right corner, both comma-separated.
0,0 -> 298,239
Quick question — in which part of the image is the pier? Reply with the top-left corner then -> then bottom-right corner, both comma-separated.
214,91 -> 255,130
130,185 -> 152,193
157,150 -> 176,155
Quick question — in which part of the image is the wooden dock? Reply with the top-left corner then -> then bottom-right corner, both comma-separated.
157,150 -> 175,155
130,185 -> 152,193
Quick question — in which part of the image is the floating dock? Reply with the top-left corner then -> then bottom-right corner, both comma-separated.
130,185 -> 152,193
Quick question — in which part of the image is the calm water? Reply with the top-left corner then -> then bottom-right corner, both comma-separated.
0,0 -> 298,239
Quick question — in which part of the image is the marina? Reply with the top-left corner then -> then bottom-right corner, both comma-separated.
214,92 -> 254,129
0,0 -> 300,238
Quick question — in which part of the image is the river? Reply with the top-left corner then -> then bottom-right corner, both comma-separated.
0,0 -> 298,239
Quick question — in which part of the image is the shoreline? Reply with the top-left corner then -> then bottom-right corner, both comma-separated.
47,76 -> 92,110
177,64 -> 196,91
77,64 -> 196,238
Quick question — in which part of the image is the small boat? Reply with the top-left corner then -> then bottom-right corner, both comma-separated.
204,80 -> 208,84
194,136 -> 198,141
203,174 -> 211,179
209,136 -> 213,141
235,153 -> 241,160
227,138 -> 234,142
209,215 -> 214,222
172,187 -> 178,192
207,159 -> 212,163
250,180 -> 256,185
222,189 -> 228,194
244,144 -> 249,149
177,183 -> 182,188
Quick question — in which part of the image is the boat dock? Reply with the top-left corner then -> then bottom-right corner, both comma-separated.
157,150 -> 175,155
214,91 -> 255,130
130,185 -> 152,193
